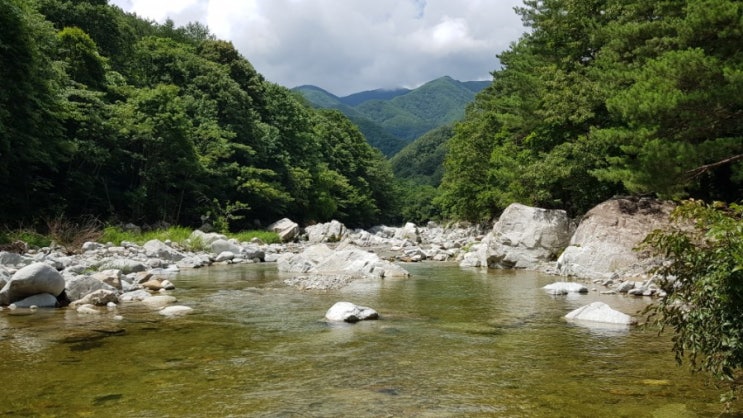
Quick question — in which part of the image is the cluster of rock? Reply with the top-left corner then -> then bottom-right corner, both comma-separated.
0,229 -> 273,316
277,243 -> 410,290
459,197 -> 674,292
0,196 -> 675,329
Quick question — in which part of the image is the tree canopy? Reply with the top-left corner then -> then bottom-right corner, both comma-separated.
0,0 -> 399,230
439,0 -> 743,222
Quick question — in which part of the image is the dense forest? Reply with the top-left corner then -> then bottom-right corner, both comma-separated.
0,0 -> 398,230
438,0 -> 743,221
2,0 -> 742,232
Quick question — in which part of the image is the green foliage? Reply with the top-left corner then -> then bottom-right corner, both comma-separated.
229,230 -> 280,244
100,225 -> 193,246
0,229 -> 52,248
643,200 -> 743,402
440,0 -> 743,221
0,1 -> 399,230
390,125 -> 452,186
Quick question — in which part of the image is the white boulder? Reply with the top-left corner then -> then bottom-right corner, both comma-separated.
565,302 -> 636,325
543,282 -> 588,295
0,262 -> 65,305
325,301 -> 379,323
267,218 -> 300,242
143,239 -> 185,261
557,198 -> 673,280
305,220 -> 348,243
484,203 -> 572,270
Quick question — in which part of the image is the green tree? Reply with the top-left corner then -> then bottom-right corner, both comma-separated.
111,84 -> 204,223
644,200 -> 743,404
56,26 -> 107,88
0,0 -> 68,223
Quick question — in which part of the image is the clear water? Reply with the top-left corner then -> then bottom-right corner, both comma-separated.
0,263 -> 739,417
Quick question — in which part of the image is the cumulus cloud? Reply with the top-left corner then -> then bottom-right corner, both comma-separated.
110,0 -> 525,96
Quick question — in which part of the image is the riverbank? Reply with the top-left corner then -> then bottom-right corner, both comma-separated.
0,196 -> 673,314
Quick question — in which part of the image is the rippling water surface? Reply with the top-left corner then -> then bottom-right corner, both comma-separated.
0,263 -> 739,417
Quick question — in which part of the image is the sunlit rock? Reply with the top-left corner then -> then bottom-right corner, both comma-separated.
565,301 -> 636,325
305,220 -> 348,243
71,289 -> 118,307
557,197 -> 673,280
485,203 -> 572,270
543,282 -> 588,295
268,218 -> 300,242
143,239 -> 185,261
325,301 -> 379,323
0,262 -> 65,305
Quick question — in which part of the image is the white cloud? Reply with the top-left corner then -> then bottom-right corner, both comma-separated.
110,0 -> 525,96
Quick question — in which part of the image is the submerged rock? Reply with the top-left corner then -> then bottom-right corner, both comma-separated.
565,301 -> 636,325
325,301 -> 379,323
159,305 -> 193,317
543,282 -> 588,295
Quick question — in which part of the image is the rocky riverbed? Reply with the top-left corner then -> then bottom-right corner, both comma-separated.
0,197 -> 674,324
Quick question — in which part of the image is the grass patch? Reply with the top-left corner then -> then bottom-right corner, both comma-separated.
100,226 -> 194,246
229,230 -> 281,244
0,229 -> 52,248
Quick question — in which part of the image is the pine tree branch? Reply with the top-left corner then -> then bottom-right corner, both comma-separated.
686,154 -> 743,179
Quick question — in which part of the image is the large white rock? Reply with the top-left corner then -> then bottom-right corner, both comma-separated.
325,301 -> 379,323
305,220 -> 348,243
267,218 -> 299,242
278,244 -> 409,289
0,251 -> 29,267
0,262 -> 65,305
394,222 -> 420,243
557,198 -> 673,280
483,203 -> 572,269
189,230 -> 226,246
565,302 -> 636,325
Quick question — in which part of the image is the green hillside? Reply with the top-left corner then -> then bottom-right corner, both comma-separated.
293,85 -> 407,156
295,76 -> 487,154
0,0 -> 398,229
390,125 -> 453,187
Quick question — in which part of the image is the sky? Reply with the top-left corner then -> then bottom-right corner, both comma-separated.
110,0 -> 526,97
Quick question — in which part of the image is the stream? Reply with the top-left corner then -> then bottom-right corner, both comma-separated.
0,262 -> 738,417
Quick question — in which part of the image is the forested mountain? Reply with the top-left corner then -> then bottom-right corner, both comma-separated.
0,0 -> 398,230
439,0 -> 743,222
339,87 -> 410,107
294,76 -> 488,156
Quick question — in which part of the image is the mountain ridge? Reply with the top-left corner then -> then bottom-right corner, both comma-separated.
293,76 -> 489,156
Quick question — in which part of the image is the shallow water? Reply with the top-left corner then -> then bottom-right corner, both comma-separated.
0,263 -> 739,417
